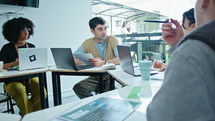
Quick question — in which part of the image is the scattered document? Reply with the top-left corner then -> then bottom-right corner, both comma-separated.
127,86 -> 142,99
101,63 -> 116,70
74,53 -> 94,65
150,72 -> 165,80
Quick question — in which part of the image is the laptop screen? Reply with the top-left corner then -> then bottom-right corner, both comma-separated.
117,45 -> 136,76
51,48 -> 77,70
18,48 -> 47,70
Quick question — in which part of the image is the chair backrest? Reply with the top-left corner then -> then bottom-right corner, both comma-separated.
0,93 -> 9,102
0,93 -> 15,113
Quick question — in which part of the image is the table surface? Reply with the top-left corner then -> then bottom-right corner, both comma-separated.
0,67 -> 49,109
0,65 -> 164,121
22,84 -> 161,121
22,66 -> 164,121
0,67 -> 49,80
0,66 -> 107,78
49,65 -> 109,72
50,65 -> 112,106
108,65 -> 164,87
0,113 -> 21,121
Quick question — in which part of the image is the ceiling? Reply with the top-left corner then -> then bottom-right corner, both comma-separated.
92,0 -> 166,21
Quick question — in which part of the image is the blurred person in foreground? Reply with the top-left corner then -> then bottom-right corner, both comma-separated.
147,0 -> 215,120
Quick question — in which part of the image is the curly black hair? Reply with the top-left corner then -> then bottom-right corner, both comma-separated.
2,17 -> 35,42
182,8 -> 195,29
89,17 -> 106,30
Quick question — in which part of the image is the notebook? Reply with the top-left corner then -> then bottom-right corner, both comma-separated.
51,48 -> 93,70
117,45 -> 141,76
18,48 -> 47,71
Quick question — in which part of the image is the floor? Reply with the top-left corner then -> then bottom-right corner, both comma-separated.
0,93 -> 80,115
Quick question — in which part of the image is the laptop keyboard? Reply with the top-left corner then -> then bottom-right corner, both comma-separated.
77,65 -> 94,70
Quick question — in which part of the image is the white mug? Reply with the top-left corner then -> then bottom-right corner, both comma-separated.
0,61 -> 3,72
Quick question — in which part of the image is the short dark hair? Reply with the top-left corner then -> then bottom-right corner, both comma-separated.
89,17 -> 106,30
2,17 -> 35,42
182,8 -> 195,29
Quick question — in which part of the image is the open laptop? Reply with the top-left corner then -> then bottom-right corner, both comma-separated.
18,48 -> 48,71
51,48 -> 93,70
117,45 -> 141,76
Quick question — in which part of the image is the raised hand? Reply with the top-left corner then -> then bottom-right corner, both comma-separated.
162,19 -> 184,46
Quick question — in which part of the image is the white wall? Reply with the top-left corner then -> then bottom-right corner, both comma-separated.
0,0 -> 92,96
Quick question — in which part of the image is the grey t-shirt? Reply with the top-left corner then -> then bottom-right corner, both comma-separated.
74,39 -> 118,59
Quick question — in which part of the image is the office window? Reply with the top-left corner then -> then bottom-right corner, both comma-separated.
92,0 -> 195,62
116,20 -> 122,27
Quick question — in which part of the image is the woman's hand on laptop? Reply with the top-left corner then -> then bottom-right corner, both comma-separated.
3,58 -> 19,70
13,58 -> 19,66
89,57 -> 104,67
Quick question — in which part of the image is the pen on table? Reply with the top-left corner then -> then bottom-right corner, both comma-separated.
144,20 -> 168,23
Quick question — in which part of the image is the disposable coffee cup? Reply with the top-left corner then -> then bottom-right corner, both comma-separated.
139,60 -> 152,81
138,81 -> 152,98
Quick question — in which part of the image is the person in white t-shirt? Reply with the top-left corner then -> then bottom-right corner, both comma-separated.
121,20 -> 131,34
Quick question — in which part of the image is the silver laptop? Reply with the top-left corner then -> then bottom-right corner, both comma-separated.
117,45 -> 141,76
51,48 -> 93,70
18,48 -> 48,70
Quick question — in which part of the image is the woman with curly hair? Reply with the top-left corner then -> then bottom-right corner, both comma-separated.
0,17 -> 46,116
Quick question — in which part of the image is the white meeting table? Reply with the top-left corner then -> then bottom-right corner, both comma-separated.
22,84 -> 161,121
49,66 -> 113,106
0,68 -> 49,109
108,65 -> 164,88
22,66 -> 164,121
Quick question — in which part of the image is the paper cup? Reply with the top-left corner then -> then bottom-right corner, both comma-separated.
139,60 -> 152,81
